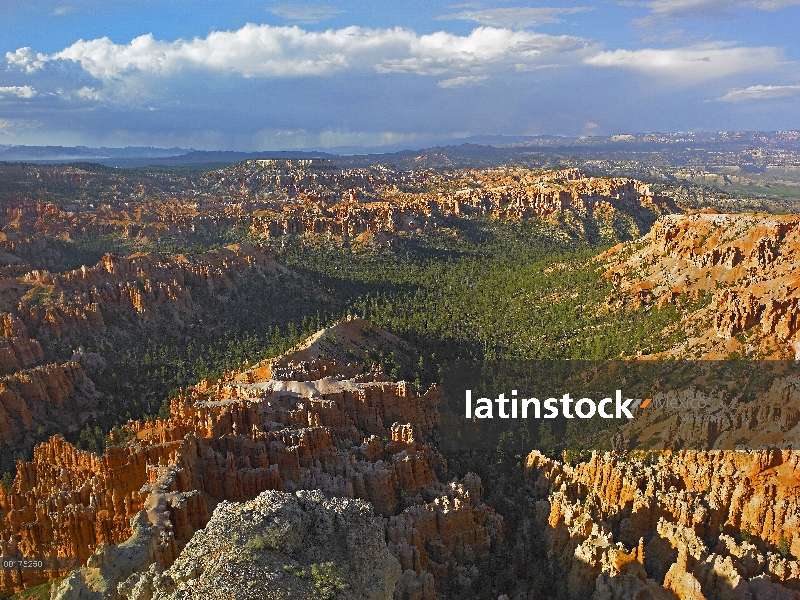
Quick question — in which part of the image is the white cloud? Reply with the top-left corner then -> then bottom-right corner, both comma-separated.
267,3 -> 344,24
7,24 -> 594,82
75,86 -> 102,100
717,84 -> 800,101
0,85 -> 37,98
376,28 -> 593,75
582,121 -> 600,135
585,42 -> 782,83
645,0 -> 800,17
53,6 -> 78,15
437,6 -> 593,28
6,47 -> 48,73
0,118 -> 40,137
632,0 -> 800,29
438,75 -> 488,87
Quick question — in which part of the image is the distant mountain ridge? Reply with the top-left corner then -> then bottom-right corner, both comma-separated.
1,130 -> 798,169
0,145 -> 336,167
0,145 -> 189,161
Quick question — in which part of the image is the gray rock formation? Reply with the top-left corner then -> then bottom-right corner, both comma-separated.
116,489 -> 401,600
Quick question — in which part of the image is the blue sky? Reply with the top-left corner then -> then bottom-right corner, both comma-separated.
0,0 -> 798,150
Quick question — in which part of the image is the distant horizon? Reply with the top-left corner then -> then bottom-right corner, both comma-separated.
1,129 -> 799,158
2,1 -> 799,150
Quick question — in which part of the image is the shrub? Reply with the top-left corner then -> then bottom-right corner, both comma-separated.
311,562 -> 349,600
245,529 -> 285,554
741,527 -> 751,543
779,532 -> 790,557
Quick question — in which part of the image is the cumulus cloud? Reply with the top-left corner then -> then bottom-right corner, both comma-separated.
6,24 -> 594,82
585,42 -> 782,83
267,3 -> 344,24
0,85 -> 37,98
6,47 -> 48,73
438,75 -> 488,87
717,84 -> 800,101
437,6 -> 593,28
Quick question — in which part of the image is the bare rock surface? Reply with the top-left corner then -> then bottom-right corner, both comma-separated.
115,489 -> 400,600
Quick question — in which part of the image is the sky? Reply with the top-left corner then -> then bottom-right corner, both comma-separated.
0,0 -> 798,151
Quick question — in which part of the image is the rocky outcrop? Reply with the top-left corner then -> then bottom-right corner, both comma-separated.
526,449 -> 800,600
445,168 -> 677,222
50,508 -> 182,600
386,475 -> 503,584
0,324 -> 502,598
0,361 -> 96,448
0,313 -> 43,374
114,490 -> 401,600
602,212 -> 800,358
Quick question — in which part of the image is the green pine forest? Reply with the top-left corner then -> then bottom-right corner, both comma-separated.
4,215 -> 707,460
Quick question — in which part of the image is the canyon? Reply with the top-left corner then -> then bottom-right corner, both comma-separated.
0,159 -> 798,599
0,241 -> 331,474
0,163 -> 683,473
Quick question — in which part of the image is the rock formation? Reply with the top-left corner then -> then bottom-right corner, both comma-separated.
245,167 -> 680,241
0,163 -> 679,261
0,313 -> 43,374
0,323 -> 502,599
602,212 -> 800,358
0,361 -> 97,451
527,449 -> 800,599
111,489 -> 401,600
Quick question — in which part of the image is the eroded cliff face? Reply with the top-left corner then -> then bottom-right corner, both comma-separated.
0,313 -> 43,374
0,328 -> 502,599
526,450 -> 800,600
0,361 -> 97,451
0,242 -> 312,350
246,167 -> 680,242
602,212 -> 800,358
8,243 -> 291,339
0,164 -> 679,256
617,366 -> 800,452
